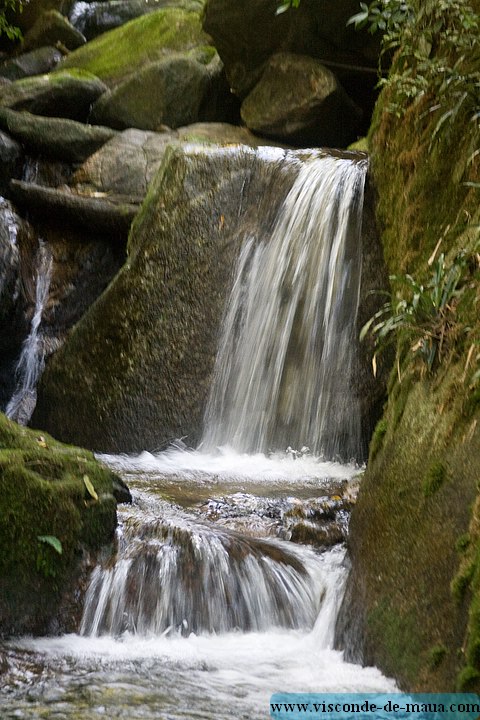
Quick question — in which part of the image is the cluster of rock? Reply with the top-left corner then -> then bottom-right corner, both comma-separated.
0,0 -> 386,449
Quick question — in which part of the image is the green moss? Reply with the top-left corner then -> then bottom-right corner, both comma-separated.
369,418 -> 387,460
367,600 -> 423,683
59,9 -> 209,87
427,645 -> 447,670
456,666 -> 480,692
0,412 -> 120,635
422,461 -> 448,498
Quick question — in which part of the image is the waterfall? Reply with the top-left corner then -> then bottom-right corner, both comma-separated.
80,505 -> 326,637
6,241 -> 53,425
202,154 -> 367,460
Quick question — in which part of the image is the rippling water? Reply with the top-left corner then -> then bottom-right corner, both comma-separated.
0,450 -> 396,719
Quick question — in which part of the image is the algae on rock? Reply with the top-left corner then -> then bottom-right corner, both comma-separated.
0,412 -> 128,636
336,0 -> 480,692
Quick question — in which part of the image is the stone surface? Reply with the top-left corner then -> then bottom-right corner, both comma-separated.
73,123 -> 278,199
0,108 -> 117,163
10,180 -> 139,238
32,146 -> 387,454
0,129 -> 22,196
60,8 -> 212,88
241,52 -> 362,147
22,10 -> 87,53
0,411 -> 122,636
90,49 -> 222,131
0,70 -> 107,121
0,47 -> 63,82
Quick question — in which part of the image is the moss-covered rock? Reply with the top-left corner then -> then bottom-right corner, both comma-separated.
0,47 -> 63,82
0,412 -> 128,636
89,48 -> 222,131
59,8 -> 211,88
32,144 -> 298,452
336,0 -> 480,692
0,70 -> 107,121
0,108 -> 117,163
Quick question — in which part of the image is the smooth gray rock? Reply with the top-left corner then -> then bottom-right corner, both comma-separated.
0,108 -> 117,163
0,47 -> 63,81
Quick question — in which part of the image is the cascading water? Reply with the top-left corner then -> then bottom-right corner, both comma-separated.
0,151 -> 396,718
202,154 -> 367,460
5,240 -> 52,425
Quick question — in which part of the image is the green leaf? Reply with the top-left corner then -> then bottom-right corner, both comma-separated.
83,475 -> 98,501
38,535 -> 63,555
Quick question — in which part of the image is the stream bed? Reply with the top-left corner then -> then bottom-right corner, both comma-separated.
0,449 -> 396,719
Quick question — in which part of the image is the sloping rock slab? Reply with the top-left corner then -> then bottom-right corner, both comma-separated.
0,70 -> 107,121
10,180 -> 138,237
0,108 -> 117,163
241,52 -> 362,147
73,123 -> 276,198
32,144 -> 298,452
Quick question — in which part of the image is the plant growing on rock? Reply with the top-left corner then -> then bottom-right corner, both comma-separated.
360,248 -> 479,373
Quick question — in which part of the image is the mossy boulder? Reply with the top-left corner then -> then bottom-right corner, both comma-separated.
0,412 -> 129,636
60,8 -> 212,88
90,48 -> 223,131
71,0 -> 205,41
0,70 -> 107,121
0,108 -> 117,163
32,144 -> 298,452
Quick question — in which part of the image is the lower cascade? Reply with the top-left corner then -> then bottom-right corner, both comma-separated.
1,151 -> 396,718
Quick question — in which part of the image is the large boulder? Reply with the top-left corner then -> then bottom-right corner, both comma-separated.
0,47 -> 63,81
72,124 -> 277,199
22,10 -> 86,53
32,144 -> 298,452
0,70 -> 107,121
90,48 -> 225,131
202,0 -> 380,98
32,144 -> 387,454
0,412 -> 128,636
240,52 -> 362,147
60,8 -> 212,88
69,0 -> 205,40
0,108 -> 117,163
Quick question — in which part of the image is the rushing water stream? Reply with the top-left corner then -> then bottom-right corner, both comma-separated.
1,153 -> 396,716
